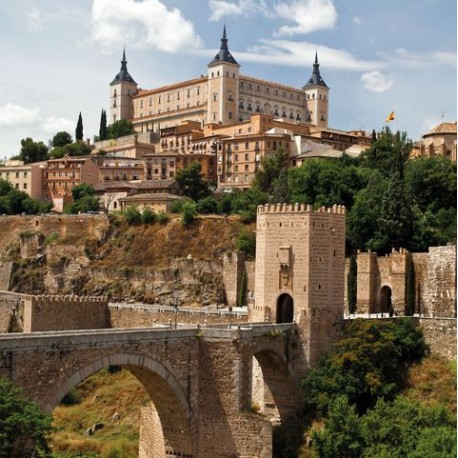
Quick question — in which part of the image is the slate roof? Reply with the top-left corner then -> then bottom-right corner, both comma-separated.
208,26 -> 239,67
110,50 -> 137,85
303,52 -> 328,88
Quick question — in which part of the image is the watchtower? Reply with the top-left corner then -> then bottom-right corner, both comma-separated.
252,203 -> 345,365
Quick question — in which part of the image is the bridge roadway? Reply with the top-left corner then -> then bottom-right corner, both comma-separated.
0,322 -> 298,458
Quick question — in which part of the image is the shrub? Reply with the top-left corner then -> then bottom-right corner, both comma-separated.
181,201 -> 197,227
141,207 -> 156,224
124,206 -> 141,225
156,211 -> 169,224
60,387 -> 81,406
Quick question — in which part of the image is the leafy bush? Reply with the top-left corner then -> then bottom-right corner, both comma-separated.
313,395 -> 457,458
235,228 -> 256,257
141,207 -> 156,224
0,378 -> 52,457
303,318 -> 428,414
156,211 -> 169,224
60,387 -> 81,406
181,201 -> 197,227
124,206 -> 142,225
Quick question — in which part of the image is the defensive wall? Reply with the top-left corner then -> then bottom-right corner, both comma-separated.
353,245 -> 456,318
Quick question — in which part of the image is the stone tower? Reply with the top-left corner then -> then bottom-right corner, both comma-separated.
303,52 -> 329,128
109,49 -> 138,125
207,26 -> 240,125
252,203 -> 345,365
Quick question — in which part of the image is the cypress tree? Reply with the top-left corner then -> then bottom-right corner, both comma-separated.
75,112 -> 83,141
348,253 -> 357,314
99,109 -> 107,140
405,255 -> 416,316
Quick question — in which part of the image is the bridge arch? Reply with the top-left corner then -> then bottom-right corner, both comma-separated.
47,352 -> 197,457
251,342 -> 295,424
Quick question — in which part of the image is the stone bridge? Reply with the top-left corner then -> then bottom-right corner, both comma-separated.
0,323 -> 305,458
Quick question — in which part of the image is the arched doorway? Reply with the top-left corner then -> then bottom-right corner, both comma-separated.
276,293 -> 294,323
380,286 -> 393,315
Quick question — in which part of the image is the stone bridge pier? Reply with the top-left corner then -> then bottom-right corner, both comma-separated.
0,323 -> 302,457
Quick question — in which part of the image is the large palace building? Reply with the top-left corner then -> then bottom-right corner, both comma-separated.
109,26 -> 330,133
104,27 -> 371,191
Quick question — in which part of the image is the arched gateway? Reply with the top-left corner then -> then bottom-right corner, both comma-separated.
276,293 -> 294,323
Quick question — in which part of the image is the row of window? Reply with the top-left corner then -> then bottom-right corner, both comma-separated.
0,171 -> 28,178
136,87 -> 202,109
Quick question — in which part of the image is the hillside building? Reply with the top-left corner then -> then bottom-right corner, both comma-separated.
0,160 -> 45,200
410,121 -> 457,161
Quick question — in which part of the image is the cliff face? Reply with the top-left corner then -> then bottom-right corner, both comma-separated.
0,215 -> 250,308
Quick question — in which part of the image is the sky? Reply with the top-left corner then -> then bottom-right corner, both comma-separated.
0,0 -> 456,158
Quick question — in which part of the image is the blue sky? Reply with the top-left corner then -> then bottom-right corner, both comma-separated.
0,0 -> 456,158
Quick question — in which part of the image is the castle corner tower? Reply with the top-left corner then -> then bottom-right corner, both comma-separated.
303,52 -> 329,128
109,49 -> 138,125
207,26 -> 240,125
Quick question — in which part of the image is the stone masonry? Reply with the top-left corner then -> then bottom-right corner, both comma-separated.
252,203 -> 346,367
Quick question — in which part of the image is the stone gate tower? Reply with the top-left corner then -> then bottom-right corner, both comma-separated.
251,203 -> 346,365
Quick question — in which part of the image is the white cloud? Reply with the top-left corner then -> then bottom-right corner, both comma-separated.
361,71 -> 393,92
208,0 -> 267,21
91,0 -> 202,53
42,117 -> 75,135
0,104 -> 40,127
237,39 -> 384,71
352,16 -> 362,26
275,0 -> 338,36
26,5 -> 43,31
392,48 -> 456,68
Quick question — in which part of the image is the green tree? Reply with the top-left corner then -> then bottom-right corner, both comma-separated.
271,169 -> 291,204
141,207 -> 156,224
361,397 -> 456,458
75,112 -> 84,141
370,172 -> 413,253
99,109 -> 108,141
124,205 -> 142,225
252,149 -> 287,194
347,253 -> 357,314
229,187 -> 269,223
175,161 -> 211,202
64,184 -> 99,214
235,227 -> 256,257
288,157 -> 368,209
346,172 -> 387,251
0,378 -> 52,458
404,156 -> 456,213
106,119 -> 135,139
52,131 -> 72,148
196,195 -> 218,214
360,127 -> 413,177
303,319 -> 427,414
18,137 -> 48,164
313,396 -> 364,458
181,200 -> 197,226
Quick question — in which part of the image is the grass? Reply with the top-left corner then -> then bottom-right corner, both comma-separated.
51,368 -> 150,458
402,353 -> 457,414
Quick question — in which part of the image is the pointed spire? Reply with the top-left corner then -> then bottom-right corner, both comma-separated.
208,25 -> 239,67
303,51 -> 328,89
111,49 -> 137,86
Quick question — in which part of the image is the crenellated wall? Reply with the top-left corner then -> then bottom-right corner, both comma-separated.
353,245 -> 456,318
23,295 -> 110,332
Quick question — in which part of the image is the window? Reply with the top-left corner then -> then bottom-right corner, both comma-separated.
158,96 -> 161,104
15,172 -> 19,178
177,91 -> 180,100
15,183 -> 19,189
149,98 -> 152,106
245,165 -> 249,171
140,100 -> 143,108
245,143 -> 249,149
167,94 -> 170,102
213,93 -> 217,101
228,112 -> 232,119
113,89 -> 117,97
197,87 -> 200,95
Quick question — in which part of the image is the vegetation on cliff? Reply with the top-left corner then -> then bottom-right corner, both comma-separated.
0,378 -> 53,458
274,320 -> 456,458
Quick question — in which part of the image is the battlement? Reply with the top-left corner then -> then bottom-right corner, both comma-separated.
257,203 -> 346,215
32,295 -> 108,304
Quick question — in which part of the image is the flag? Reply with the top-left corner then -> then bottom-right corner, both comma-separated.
385,111 -> 395,122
